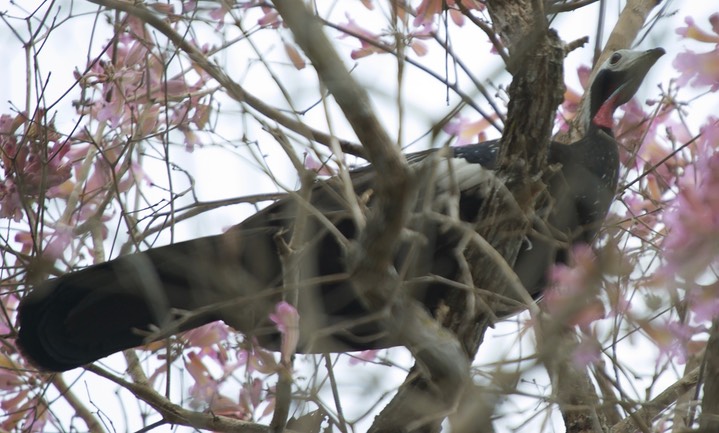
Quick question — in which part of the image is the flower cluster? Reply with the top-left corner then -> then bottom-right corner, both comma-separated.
662,119 -> 719,278
674,14 -> 719,91
0,111 -> 72,222
339,1 -> 484,60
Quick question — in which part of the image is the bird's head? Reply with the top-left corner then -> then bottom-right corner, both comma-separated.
586,47 -> 665,131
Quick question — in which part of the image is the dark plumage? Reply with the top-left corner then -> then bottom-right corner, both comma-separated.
16,48 -> 664,372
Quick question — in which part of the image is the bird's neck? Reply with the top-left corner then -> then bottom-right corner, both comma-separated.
587,120 -> 615,140
586,68 -> 622,133
576,125 -> 620,189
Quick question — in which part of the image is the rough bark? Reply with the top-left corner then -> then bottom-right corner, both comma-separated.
610,367 -> 701,433
699,318 -> 719,432
539,1 -> 662,431
368,0 -> 566,432
273,3 -> 470,433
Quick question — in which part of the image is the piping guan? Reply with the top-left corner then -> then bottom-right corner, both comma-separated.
16,48 -> 664,372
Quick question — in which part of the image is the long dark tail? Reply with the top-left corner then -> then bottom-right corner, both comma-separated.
17,226 -> 285,372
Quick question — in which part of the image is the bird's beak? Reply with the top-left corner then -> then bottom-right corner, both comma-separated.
613,47 -> 665,106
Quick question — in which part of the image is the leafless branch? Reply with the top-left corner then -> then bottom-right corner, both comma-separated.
699,318 -> 719,431
611,367 -> 701,433
272,3 -> 470,432
85,364 -> 282,433
52,375 -> 106,433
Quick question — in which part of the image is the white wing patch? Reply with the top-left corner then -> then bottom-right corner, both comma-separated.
433,157 -> 496,194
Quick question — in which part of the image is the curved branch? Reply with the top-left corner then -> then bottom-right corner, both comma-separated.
85,365 -> 279,433
272,3 -> 470,433
611,367 -> 701,433
52,375 -> 106,433
699,319 -> 719,432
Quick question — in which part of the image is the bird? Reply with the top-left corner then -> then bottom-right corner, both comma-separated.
16,48 -> 664,372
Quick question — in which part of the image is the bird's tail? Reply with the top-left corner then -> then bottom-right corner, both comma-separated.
17,227 -> 284,372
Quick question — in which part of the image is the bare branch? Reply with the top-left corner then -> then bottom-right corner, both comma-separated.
272,3 -> 470,432
611,367 -> 701,433
85,365 -> 280,433
52,375 -> 106,433
699,318 -> 719,431
547,0 -> 601,14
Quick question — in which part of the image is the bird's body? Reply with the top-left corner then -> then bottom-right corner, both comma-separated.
16,48 -> 664,372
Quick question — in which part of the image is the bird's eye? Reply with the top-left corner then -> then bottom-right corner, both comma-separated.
610,53 -> 622,65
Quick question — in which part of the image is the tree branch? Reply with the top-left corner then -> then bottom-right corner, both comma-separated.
611,367 -> 701,433
367,0 -> 566,430
85,365 -> 280,433
699,318 -> 719,431
272,3 -> 470,432
52,375 -> 106,433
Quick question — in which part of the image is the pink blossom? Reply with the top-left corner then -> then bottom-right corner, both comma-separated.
676,15 -> 719,44
95,98 -> 125,126
2,395 -> 49,433
209,4 -> 231,28
259,393 -> 276,419
673,48 -> 719,91
257,8 -> 281,29
686,284 -> 719,322
182,1 -> 196,13
247,377 -> 263,408
635,116 -> 689,179
0,367 -> 23,390
284,42 -> 306,70
185,352 -> 247,418
444,114 -> 496,145
185,351 -> 220,408
0,112 -> 72,221
339,15 -> 387,59
413,0 -> 443,28
0,179 -> 23,221
183,321 -> 230,349
239,378 -> 271,419
649,320 -> 706,364
269,301 -> 300,364
0,293 -> 16,335
116,161 -> 153,193
544,245 -> 605,328
572,336 -> 601,368
43,225 -> 73,261
303,152 -> 335,176
13,231 -> 34,255
237,344 -> 279,374
410,40 -> 429,57
192,102 -> 212,129
413,0 -> 485,28
181,128 -> 202,152
349,349 -> 380,365
147,2 -> 174,15
662,120 -> 719,278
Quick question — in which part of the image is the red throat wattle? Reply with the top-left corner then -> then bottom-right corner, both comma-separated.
593,91 -> 621,130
